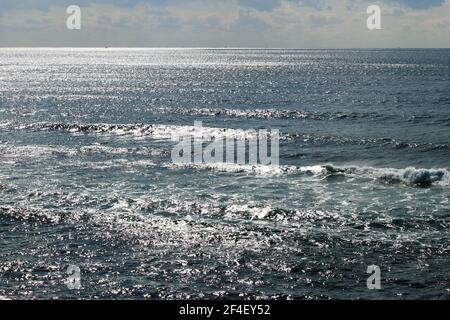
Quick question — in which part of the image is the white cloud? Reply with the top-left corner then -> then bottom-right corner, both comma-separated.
166,0 -> 240,31
0,0 -> 449,47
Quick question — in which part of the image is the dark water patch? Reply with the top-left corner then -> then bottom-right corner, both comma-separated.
0,206 -> 61,224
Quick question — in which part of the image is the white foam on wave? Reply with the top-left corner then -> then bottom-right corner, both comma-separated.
80,144 -> 130,155
166,162 -> 450,187
79,144 -> 163,156
64,159 -> 155,170
34,123 -> 266,140
131,196 -> 342,223
363,167 -> 450,187
222,203 -> 343,222
24,122 -> 447,150
320,165 -> 450,187
225,204 -> 277,220
165,162 -> 326,175
0,121 -> 12,129
0,145 -> 76,158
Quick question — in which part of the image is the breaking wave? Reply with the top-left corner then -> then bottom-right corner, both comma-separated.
20,122 -> 450,151
167,163 -> 450,187
353,167 -> 450,187
165,162 -> 324,175
29,122 -> 271,140
319,165 -> 450,187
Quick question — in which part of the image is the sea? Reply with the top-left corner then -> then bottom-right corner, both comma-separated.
0,48 -> 449,299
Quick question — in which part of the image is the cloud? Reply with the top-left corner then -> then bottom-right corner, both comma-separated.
384,0 -> 446,9
0,0 -> 449,47
166,0 -> 239,30
309,14 -> 344,27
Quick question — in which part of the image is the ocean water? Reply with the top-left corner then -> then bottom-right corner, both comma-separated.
0,48 -> 449,300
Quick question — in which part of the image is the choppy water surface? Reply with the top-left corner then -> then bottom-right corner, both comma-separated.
0,48 -> 449,299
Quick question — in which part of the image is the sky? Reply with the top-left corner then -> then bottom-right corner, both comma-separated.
0,0 -> 449,47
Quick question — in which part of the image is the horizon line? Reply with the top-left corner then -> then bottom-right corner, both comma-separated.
1,47 -> 450,50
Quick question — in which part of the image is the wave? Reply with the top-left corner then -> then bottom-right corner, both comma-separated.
0,121 -> 12,129
353,167 -> 450,187
318,165 -> 450,187
64,159 -> 155,170
30,122 -> 270,140
0,145 -> 72,158
166,163 -> 450,187
25,122 -> 375,145
221,204 -> 341,222
165,162 -> 324,175
131,197 -> 342,223
283,132 -> 450,151
0,142 -> 166,159
147,107 -> 383,121
79,144 -> 165,156
9,122 -> 450,152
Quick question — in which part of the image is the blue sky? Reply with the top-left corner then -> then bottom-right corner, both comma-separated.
1,0 -> 449,47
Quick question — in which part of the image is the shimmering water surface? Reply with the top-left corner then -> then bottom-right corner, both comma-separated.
0,48 -> 449,299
